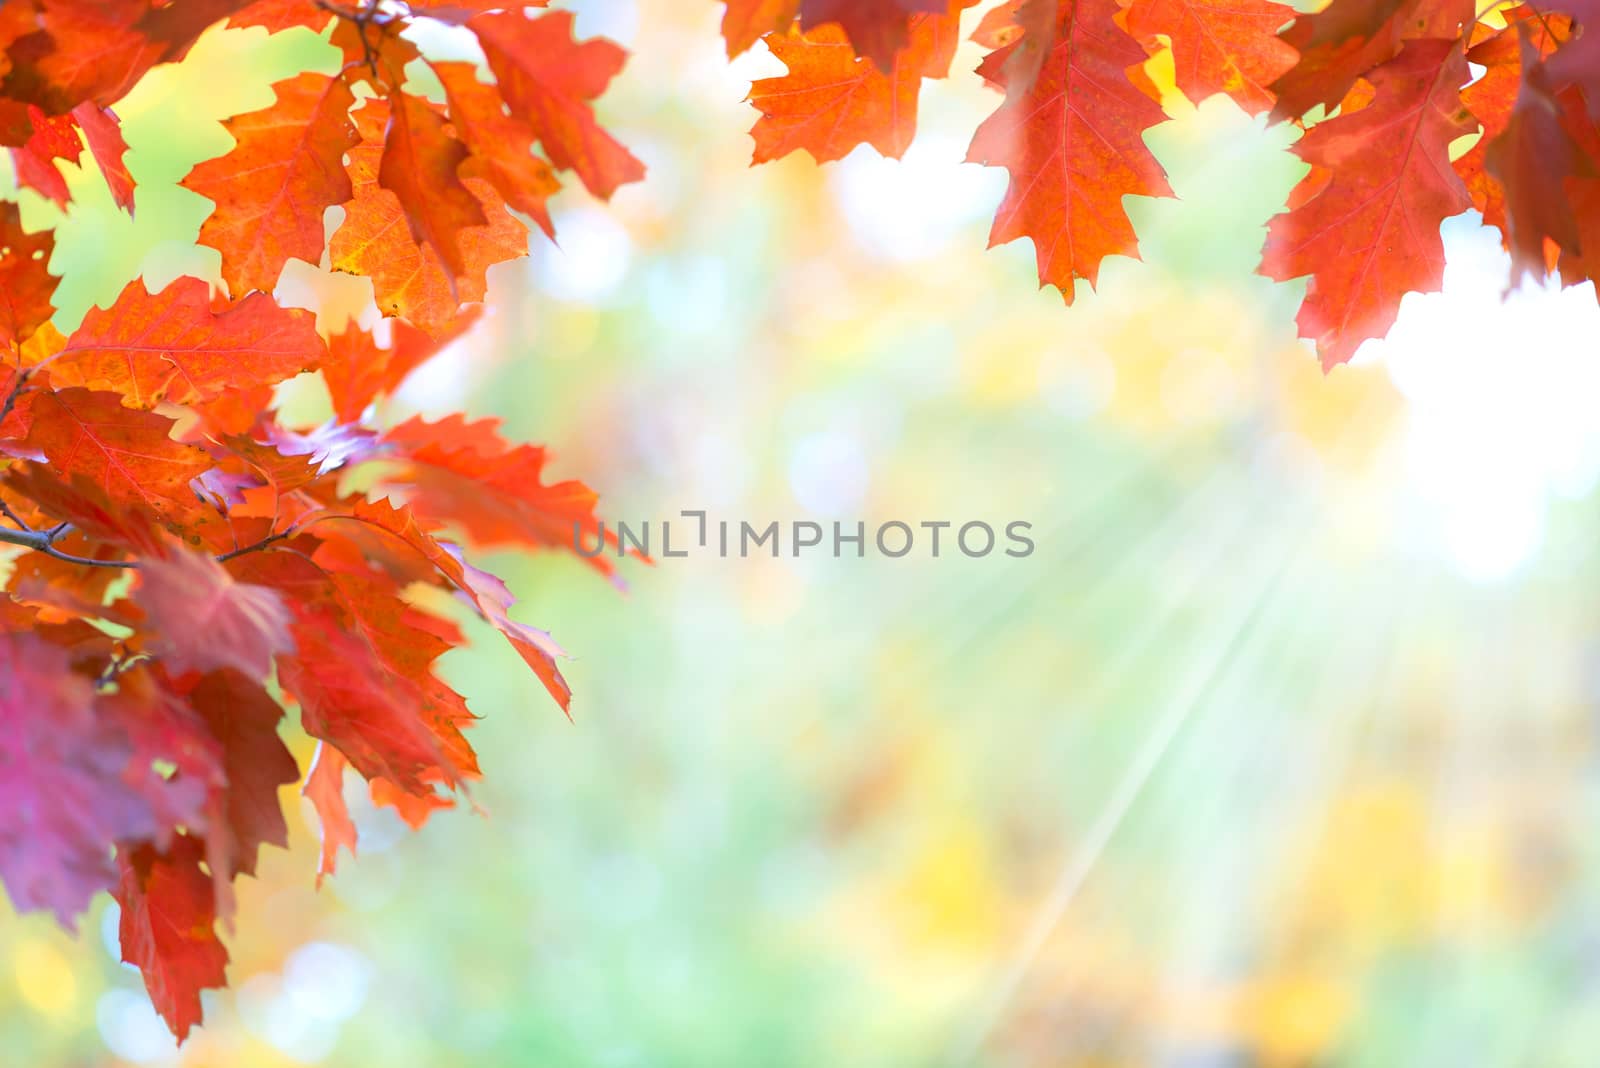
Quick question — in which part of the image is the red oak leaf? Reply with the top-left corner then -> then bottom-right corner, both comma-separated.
10,105 -> 81,208
800,0 -> 947,71
228,548 -> 477,793
1485,38 -> 1589,283
1268,0 -> 1472,121
1261,39 -> 1472,368
0,200 -> 59,348
1,466 -> 156,550
0,0 -> 167,112
406,0 -> 545,20
135,0 -> 261,61
22,387 -> 212,524
114,834 -> 229,1044
966,0 -> 1174,301
1554,90 -> 1600,289
1457,10 -> 1573,260
451,548 -> 573,714
0,632 -> 156,926
71,102 -> 136,212
55,275 -> 326,408
99,667 -> 226,850
183,72 -> 360,297
133,542 -> 294,679
469,9 -> 645,199
188,670 -> 297,880
278,610 -> 462,793
1544,0 -> 1600,124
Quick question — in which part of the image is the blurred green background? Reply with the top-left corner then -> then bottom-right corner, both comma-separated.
9,3 -> 1600,1066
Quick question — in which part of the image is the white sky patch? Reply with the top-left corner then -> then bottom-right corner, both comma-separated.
536,207 -> 635,302
1374,219 -> 1600,583
97,989 -> 178,1064
829,134 -> 1006,262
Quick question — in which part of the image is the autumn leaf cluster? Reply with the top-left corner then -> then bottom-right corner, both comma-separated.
742,0 -> 1600,368
0,0 -> 642,1043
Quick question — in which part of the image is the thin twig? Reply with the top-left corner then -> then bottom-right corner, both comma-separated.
216,528 -> 296,563
0,520 -> 298,570
0,499 -> 33,533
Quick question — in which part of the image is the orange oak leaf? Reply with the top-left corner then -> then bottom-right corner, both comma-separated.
114,834 -> 229,1045
1123,0 -> 1297,114
0,632 -> 157,926
972,0 -> 1026,49
750,9 -> 964,164
21,388 -> 212,523
331,100 -> 527,335
453,549 -> 574,713
1261,39 -> 1472,368
225,0 -> 334,33
370,773 -> 455,829
378,86 -> 487,287
972,0 -> 1059,92
55,275 -> 326,408
966,0 -> 1174,301
344,497 -> 573,713
302,742 -> 356,886
71,102 -> 136,212
469,9 -> 645,199
723,0 -> 801,56
329,11 -> 423,85
0,200 -> 59,348
379,413 -> 632,581
183,72 -> 360,297
320,311 -> 480,423
133,543 -> 294,679
432,60 -> 561,238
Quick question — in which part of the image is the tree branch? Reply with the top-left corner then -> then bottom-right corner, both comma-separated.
0,521 -> 298,570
